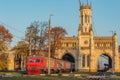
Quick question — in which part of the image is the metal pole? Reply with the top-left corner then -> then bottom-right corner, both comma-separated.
29,29 -> 32,56
48,14 -> 53,75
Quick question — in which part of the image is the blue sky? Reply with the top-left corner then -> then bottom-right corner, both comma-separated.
0,0 -> 120,46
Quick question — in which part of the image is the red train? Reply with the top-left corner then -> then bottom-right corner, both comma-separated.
26,56 -> 74,75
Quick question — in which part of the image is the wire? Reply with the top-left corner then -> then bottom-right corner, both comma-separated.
0,20 -> 26,47
0,20 -> 24,34
0,20 -> 25,39
13,34 -> 24,39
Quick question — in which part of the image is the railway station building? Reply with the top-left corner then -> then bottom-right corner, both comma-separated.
55,1 -> 120,72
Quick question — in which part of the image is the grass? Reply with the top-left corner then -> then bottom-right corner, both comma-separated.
105,78 -> 120,80
0,76 -> 85,80
1,71 -> 120,80
1,76 -> 120,80
0,70 -> 27,74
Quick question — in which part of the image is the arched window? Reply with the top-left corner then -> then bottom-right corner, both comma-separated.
87,55 -> 90,67
85,15 -> 87,23
81,15 -> 83,24
66,43 -> 68,47
85,27 -> 87,32
88,16 -> 90,23
82,54 -> 85,67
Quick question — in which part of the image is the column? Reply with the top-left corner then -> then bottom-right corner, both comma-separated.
80,54 -> 83,70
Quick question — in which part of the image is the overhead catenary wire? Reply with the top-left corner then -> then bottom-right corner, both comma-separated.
0,20 -> 25,39
0,20 -> 27,47
0,20 -> 24,33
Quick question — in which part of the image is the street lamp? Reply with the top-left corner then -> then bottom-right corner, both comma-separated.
48,14 -> 53,75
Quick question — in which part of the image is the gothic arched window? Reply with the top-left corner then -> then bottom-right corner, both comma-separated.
82,54 -> 85,67
85,15 -> 87,23
87,55 -> 90,67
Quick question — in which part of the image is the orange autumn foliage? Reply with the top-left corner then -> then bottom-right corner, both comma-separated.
0,25 -> 13,42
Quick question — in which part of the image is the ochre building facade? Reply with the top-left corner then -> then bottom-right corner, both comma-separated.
55,2 -> 120,72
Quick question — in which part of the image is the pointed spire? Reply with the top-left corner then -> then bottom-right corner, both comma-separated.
82,0 -> 84,6
90,0 -> 92,6
86,0 -> 88,5
79,0 -> 81,7
80,0 -> 92,9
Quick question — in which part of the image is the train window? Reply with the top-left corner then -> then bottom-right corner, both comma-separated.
36,59 -> 40,62
28,59 -> 33,63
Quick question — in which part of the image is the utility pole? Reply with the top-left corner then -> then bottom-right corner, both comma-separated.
48,14 -> 53,75
34,26 -> 38,55
29,29 -> 32,56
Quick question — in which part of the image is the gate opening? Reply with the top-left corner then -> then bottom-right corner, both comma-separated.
98,54 -> 112,72
62,53 -> 75,71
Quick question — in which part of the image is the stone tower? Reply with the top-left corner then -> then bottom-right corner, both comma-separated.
55,0 -> 120,72
78,0 -> 94,71
77,0 -> 120,72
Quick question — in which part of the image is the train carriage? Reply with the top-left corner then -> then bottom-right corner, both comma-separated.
26,56 -> 74,75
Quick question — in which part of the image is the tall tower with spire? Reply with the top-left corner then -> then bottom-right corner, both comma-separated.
78,0 -> 94,71
79,0 -> 92,33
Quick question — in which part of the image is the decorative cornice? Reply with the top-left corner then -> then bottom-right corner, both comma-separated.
80,5 -> 91,10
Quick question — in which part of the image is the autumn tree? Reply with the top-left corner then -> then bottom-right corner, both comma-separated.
50,26 -> 67,57
0,40 -> 8,70
0,25 -> 13,70
25,21 -> 48,55
0,25 -> 13,55
0,25 -> 12,42
0,53 -> 8,70
13,40 -> 28,70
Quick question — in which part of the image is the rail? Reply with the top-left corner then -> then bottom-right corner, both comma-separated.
86,74 -> 110,80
